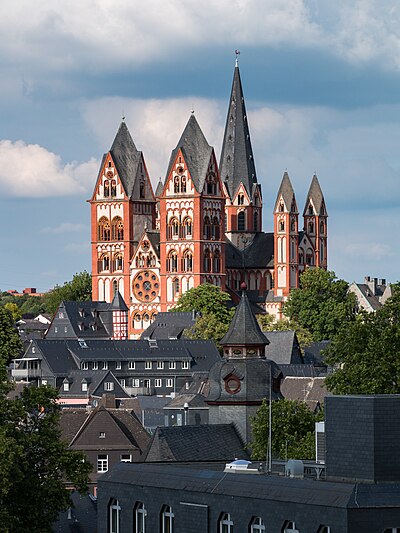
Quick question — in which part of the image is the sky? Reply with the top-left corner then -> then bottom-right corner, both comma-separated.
1,0 -> 399,293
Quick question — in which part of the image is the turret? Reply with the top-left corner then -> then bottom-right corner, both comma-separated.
303,174 -> 328,268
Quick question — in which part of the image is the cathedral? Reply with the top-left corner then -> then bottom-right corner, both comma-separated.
89,62 -> 328,338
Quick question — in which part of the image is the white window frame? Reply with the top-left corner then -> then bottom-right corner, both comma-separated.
166,378 -> 174,388
120,454 -> 132,463
82,362 -> 89,370
157,361 -> 164,369
134,502 -> 147,533
169,361 -> 176,370
145,361 -> 152,370
109,498 -> 121,533
250,516 -> 266,533
81,381 -> 88,392
284,522 -> 299,533
104,382 -> 114,391
155,379 -> 162,387
102,361 -> 108,370
219,513 -> 233,533
128,361 -> 135,370
63,382 -> 69,392
120,378 -> 126,388
133,379 -> 140,387
93,361 -> 98,370
97,454 -> 108,472
181,361 -> 190,370
115,361 -> 122,370
161,505 -> 174,533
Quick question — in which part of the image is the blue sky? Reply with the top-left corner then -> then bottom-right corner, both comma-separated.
1,0 -> 399,292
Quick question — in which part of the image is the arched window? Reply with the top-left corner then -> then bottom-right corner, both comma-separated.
308,221 -> 314,234
181,176 -> 187,193
168,218 -> 179,239
174,176 -> 180,194
308,205 -> 314,215
203,216 -> 212,239
98,217 -> 111,241
299,251 -> 304,264
114,253 -> 123,271
203,249 -> 211,273
160,505 -> 174,533
254,211 -> 259,232
250,516 -> 266,532
282,521 -> 299,533
140,180 -> 145,199
238,193 -> 244,205
320,221 -> 325,234
317,527 -> 331,533
172,278 -> 180,299
291,219 -> 295,232
110,179 -> 117,197
182,250 -> 193,272
213,250 -> 221,273
134,501 -> 146,533
306,248 -> 313,265
111,217 -> 124,241
99,253 -> 110,272
219,512 -> 233,533
146,252 -> 156,268
212,217 -> 220,240
207,174 -> 216,195
104,180 -> 110,197
279,203 -> 284,212
109,498 -> 121,533
182,217 -> 192,238
112,280 -> 118,296
238,211 -> 245,231
279,220 -> 285,232
167,251 -> 178,272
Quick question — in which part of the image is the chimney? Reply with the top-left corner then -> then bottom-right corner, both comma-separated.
101,393 -> 116,408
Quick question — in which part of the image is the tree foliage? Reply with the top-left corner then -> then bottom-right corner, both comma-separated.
325,283 -> 400,395
43,271 -> 92,315
257,314 -> 313,352
283,268 -> 357,341
0,292 -> 47,317
0,307 -> 23,366
4,302 -> 21,322
0,384 -> 92,532
250,398 -> 323,461
172,284 -> 234,348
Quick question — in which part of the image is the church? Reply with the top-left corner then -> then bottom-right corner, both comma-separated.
89,62 -> 328,338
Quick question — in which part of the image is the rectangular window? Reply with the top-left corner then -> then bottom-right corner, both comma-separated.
58,312 -> 64,318
133,379 -> 140,387
181,361 -> 190,369
102,361 -> 108,370
81,382 -> 88,392
120,379 -> 126,388
82,362 -> 89,370
54,327 -> 58,333
145,361 -> 152,370
104,382 -> 114,391
64,326 -> 68,333
97,454 -> 108,473
99,432 -> 106,439
128,361 -> 135,370
169,361 -> 176,369
93,361 -> 98,370
155,379 -> 162,387
120,454 -> 132,463
63,382 -> 69,392
115,361 -> 122,370
157,361 -> 164,369
166,379 -> 174,388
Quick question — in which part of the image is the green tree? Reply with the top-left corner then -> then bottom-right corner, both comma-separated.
283,268 -> 357,341
325,283 -> 400,395
43,271 -> 92,315
4,302 -> 21,322
172,284 -> 234,349
250,398 -> 323,461
257,315 -> 313,352
0,307 -> 23,366
0,384 -> 92,532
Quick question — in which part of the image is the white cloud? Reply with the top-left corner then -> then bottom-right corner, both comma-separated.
41,223 -> 86,234
0,140 -> 98,197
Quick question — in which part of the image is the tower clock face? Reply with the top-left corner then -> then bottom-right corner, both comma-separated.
132,270 -> 160,302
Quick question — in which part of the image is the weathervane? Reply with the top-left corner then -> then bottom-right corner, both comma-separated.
235,49 -> 240,66
122,110 -> 125,122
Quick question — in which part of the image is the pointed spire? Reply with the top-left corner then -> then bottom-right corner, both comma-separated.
155,177 -> 164,197
219,64 -> 257,200
108,290 -> 128,312
109,121 -> 141,198
274,171 -> 297,212
303,174 -> 326,216
165,114 -> 213,193
221,286 -> 269,347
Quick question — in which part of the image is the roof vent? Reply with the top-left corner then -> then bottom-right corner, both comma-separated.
149,339 -> 158,349
224,459 -> 260,474
78,339 -> 88,349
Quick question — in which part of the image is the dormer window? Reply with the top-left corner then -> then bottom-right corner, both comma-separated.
81,381 -> 88,392
82,362 -> 89,370
63,382 -> 69,392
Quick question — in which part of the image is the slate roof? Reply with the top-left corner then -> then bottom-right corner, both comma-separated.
264,330 -> 303,364
274,171 -> 297,211
225,232 -> 274,269
109,290 -> 128,311
59,408 -> 90,445
303,340 -> 330,366
53,492 -> 97,533
145,423 -> 248,462
129,395 -> 170,430
303,174 -> 326,215
100,462 -> 376,508
219,65 -> 258,199
164,392 -> 208,410
279,364 -> 327,377
165,114 -> 213,193
58,370 -> 130,400
281,376 -> 330,410
141,311 -> 196,340
110,121 -> 142,199
45,300 -> 112,339
155,178 -> 164,197
34,340 -> 79,375
145,230 -> 160,258
221,289 -> 269,346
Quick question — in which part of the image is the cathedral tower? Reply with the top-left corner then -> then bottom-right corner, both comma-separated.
303,174 -> 328,269
159,114 -> 226,310
89,121 -> 156,303
273,172 -> 299,298
219,62 -> 262,249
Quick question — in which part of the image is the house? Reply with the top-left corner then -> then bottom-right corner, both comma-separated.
349,275 -> 392,312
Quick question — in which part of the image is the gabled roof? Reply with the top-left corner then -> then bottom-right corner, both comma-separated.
45,300 -> 112,339
155,177 -> 164,197
225,233 -> 274,269
281,376 -> 330,410
264,330 -> 303,365
58,369 -> 130,400
219,64 -> 258,200
303,174 -> 326,216
108,290 -> 128,312
141,311 -> 196,340
110,121 -> 142,198
274,172 -> 297,212
221,289 -> 269,346
145,423 -> 248,462
165,114 -> 213,193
